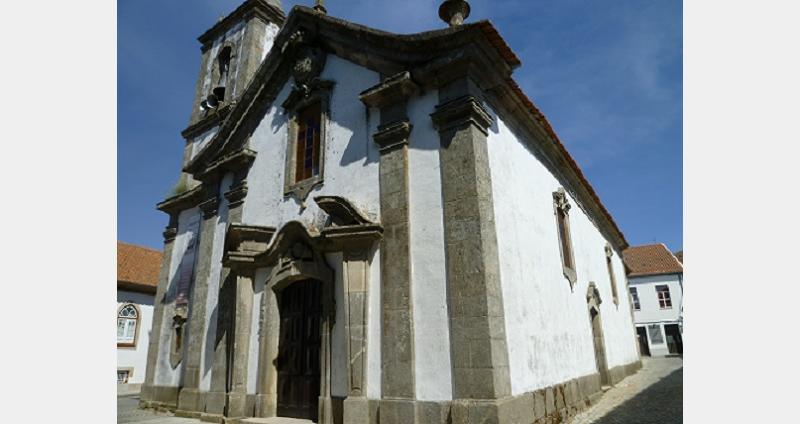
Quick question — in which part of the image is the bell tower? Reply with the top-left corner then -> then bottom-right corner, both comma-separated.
186,0 -> 285,129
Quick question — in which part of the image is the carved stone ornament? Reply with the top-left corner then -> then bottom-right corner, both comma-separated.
605,243 -> 614,258
587,282 -> 603,309
553,187 -> 571,213
292,45 -> 327,87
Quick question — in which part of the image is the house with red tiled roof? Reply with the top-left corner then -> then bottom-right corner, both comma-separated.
623,243 -> 683,357
117,241 -> 162,389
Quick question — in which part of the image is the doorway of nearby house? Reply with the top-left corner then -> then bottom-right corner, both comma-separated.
636,326 -> 651,356
664,324 -> 683,355
590,307 -> 610,386
276,279 -> 322,421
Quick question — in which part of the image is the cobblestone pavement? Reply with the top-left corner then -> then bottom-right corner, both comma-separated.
117,395 -> 197,424
572,356 -> 683,424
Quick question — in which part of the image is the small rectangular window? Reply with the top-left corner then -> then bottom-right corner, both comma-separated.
295,101 -> 322,183
656,285 -> 672,309
629,287 -> 640,311
117,370 -> 130,384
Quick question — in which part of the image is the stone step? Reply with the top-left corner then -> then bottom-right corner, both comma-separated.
240,418 -> 314,424
601,385 -> 613,392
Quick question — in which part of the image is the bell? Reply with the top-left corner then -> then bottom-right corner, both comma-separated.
206,93 -> 219,109
212,86 -> 226,102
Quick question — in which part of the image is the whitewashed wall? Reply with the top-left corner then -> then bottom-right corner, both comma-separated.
406,89 -> 453,401
154,207 -> 202,386
486,111 -> 639,396
630,274 -> 683,324
117,290 -> 155,384
239,54 -> 383,398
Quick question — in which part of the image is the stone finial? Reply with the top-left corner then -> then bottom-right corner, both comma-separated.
439,0 -> 471,27
313,0 -> 327,14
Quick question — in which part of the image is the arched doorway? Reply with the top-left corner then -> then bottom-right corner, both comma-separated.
276,279 -> 323,421
587,283 -> 610,386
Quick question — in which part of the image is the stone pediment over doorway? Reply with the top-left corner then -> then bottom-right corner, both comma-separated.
223,195 -> 383,272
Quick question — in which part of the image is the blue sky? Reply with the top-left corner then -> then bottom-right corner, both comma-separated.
118,0 -> 682,252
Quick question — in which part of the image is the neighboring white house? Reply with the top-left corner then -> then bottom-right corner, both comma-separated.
138,1 -> 642,423
623,243 -> 683,357
118,241 -> 162,388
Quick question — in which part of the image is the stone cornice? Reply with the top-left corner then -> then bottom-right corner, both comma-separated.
198,0 -> 285,49
199,197 -> 220,219
359,71 -> 419,109
431,95 -> 493,135
163,227 -> 178,243
157,185 -> 205,215
224,181 -> 248,208
373,120 -> 412,153
181,103 -> 234,141
192,148 -> 257,183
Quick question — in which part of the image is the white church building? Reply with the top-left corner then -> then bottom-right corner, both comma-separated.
139,1 -> 642,423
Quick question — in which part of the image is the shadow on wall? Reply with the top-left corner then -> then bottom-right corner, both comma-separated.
592,367 -> 682,424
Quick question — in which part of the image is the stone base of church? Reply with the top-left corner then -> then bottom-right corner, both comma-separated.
373,359 -> 642,424
138,361 -> 641,423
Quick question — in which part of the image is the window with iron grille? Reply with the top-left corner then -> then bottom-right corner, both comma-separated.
629,287 -> 640,310
656,285 -> 672,309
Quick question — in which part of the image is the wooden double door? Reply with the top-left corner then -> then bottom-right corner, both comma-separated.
277,280 -> 322,421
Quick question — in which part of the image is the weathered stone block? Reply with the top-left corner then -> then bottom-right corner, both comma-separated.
544,387 -> 555,415
380,398 -> 415,424
343,396 -> 370,423
416,401 -> 450,424
533,390 -> 546,419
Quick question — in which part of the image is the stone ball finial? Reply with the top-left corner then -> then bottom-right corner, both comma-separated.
439,0 -> 471,27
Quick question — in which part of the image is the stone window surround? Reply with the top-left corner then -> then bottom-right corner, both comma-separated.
553,187 -> 577,288
117,303 -> 141,349
282,80 -> 333,202
605,244 -> 619,306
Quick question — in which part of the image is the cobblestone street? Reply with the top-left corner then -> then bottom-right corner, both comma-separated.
572,356 -> 683,424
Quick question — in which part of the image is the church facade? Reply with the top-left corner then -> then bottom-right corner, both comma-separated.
139,1 -> 642,423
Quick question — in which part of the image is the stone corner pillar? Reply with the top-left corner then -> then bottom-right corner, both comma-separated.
140,217 -> 179,406
359,71 -> 419,424
177,187 -> 221,416
430,77 -> 512,420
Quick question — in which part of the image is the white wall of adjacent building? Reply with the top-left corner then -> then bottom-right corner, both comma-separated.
486,110 -> 640,396
118,290 -> 155,385
629,273 -> 683,357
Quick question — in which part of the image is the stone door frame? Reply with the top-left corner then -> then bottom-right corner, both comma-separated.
260,238 -> 336,424
587,282 -> 610,386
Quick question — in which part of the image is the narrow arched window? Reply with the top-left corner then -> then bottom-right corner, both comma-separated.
117,304 -> 139,346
